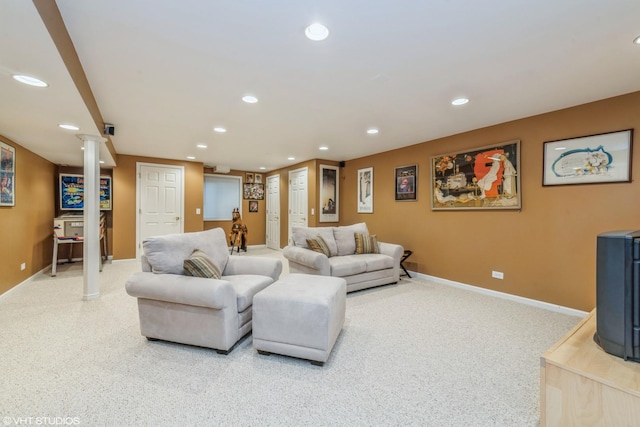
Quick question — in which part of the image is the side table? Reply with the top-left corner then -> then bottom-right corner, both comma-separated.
400,250 -> 412,278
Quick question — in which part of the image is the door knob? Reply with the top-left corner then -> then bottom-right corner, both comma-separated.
176,216 -> 180,220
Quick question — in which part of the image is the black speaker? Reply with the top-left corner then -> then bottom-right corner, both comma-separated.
104,124 -> 115,136
339,161 -> 345,168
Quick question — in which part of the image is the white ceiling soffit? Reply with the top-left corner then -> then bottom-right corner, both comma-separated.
2,1 -> 640,170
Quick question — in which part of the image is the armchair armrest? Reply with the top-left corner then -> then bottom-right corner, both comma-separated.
378,242 -> 404,264
223,256 -> 283,282
283,245 -> 330,275
125,272 -> 236,309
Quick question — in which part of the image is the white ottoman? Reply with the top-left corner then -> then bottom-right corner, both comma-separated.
253,273 -> 346,365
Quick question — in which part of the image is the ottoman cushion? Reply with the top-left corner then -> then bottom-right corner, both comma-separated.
253,274 -> 346,364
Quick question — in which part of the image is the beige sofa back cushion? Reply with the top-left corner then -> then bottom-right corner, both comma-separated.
291,226 -> 338,256
143,228 -> 230,275
333,223 -> 369,256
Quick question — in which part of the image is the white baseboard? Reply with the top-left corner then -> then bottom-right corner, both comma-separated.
0,265 -> 51,301
409,271 -> 589,318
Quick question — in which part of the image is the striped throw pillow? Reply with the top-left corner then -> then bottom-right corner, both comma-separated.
306,236 -> 332,257
183,249 -> 222,279
355,233 -> 379,254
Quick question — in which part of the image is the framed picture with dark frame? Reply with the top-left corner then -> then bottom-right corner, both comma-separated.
59,173 -> 112,210
0,141 -> 16,207
542,129 -> 633,186
243,183 -> 264,200
319,164 -> 339,222
430,140 -> 521,211
395,164 -> 417,201
248,200 -> 258,212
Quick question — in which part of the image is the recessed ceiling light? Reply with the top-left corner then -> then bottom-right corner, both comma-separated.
305,23 -> 330,41
319,146 -> 329,150
366,128 -> 379,135
634,35 -> 640,45
242,95 -> 258,104
213,127 -> 227,133
196,144 -> 208,149
259,167 -> 266,170
58,124 -> 80,131
186,156 -> 195,160
452,98 -> 469,106
99,160 -> 105,164
288,156 -> 295,161
12,74 -> 48,87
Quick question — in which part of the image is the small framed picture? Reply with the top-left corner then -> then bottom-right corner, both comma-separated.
248,200 -> 258,212
395,164 -> 417,201
245,172 -> 254,183
254,173 -> 262,184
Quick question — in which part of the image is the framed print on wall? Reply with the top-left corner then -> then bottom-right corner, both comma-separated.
319,164 -> 339,222
430,140 -> 521,211
243,183 -> 264,200
59,174 -> 112,210
248,200 -> 258,212
357,167 -> 373,213
395,164 -> 417,201
0,141 -> 16,206
542,129 -> 633,186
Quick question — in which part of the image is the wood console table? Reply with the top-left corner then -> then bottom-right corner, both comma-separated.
540,309 -> 640,426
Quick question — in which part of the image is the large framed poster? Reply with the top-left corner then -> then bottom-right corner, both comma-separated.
430,140 -> 521,211
60,174 -> 112,210
0,141 -> 15,207
319,164 -> 339,222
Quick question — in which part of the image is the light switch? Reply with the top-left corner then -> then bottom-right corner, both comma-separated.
196,208 -> 201,215
311,208 -> 315,215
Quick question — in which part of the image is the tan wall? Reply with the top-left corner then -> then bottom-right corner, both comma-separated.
341,91 -> 640,312
0,135 -> 56,295
112,155 -> 205,259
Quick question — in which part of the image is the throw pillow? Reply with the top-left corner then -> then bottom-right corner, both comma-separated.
306,236 -> 332,257
183,249 -> 222,279
354,233 -> 379,254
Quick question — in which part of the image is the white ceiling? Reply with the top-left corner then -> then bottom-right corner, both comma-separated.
1,0 -> 639,171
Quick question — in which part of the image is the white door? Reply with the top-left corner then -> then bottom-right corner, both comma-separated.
288,167 -> 308,244
137,163 -> 184,258
266,174 -> 280,250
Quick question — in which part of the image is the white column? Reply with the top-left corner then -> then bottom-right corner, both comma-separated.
77,134 -> 106,301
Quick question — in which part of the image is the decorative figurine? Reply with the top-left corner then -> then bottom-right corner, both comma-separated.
229,208 -> 248,253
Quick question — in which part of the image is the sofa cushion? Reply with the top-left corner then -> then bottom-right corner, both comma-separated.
360,253 -> 394,272
183,249 -> 222,279
222,274 -> 275,312
143,228 -> 230,275
333,223 -> 369,256
291,226 -> 337,256
329,255 -> 367,277
355,233 -> 379,254
306,236 -> 332,257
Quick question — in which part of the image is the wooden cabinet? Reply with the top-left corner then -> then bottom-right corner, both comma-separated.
540,309 -> 640,426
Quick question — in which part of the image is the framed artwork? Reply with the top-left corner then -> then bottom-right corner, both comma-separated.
254,173 -> 262,184
59,174 -> 112,210
395,164 -> 417,201
430,140 -> 521,211
245,172 -> 254,183
357,167 -> 373,213
0,141 -> 15,206
543,129 -> 633,186
243,183 -> 264,200
319,164 -> 339,222
248,200 -> 258,212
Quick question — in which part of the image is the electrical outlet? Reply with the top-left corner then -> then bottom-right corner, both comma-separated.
20,262 -> 26,271
492,270 -> 504,279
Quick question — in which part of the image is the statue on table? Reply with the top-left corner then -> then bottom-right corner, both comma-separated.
229,208 -> 248,253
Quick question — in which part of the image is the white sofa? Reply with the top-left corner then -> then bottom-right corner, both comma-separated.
125,228 -> 282,354
283,223 -> 403,293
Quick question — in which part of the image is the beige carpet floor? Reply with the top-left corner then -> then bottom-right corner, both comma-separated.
0,248 -> 582,426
